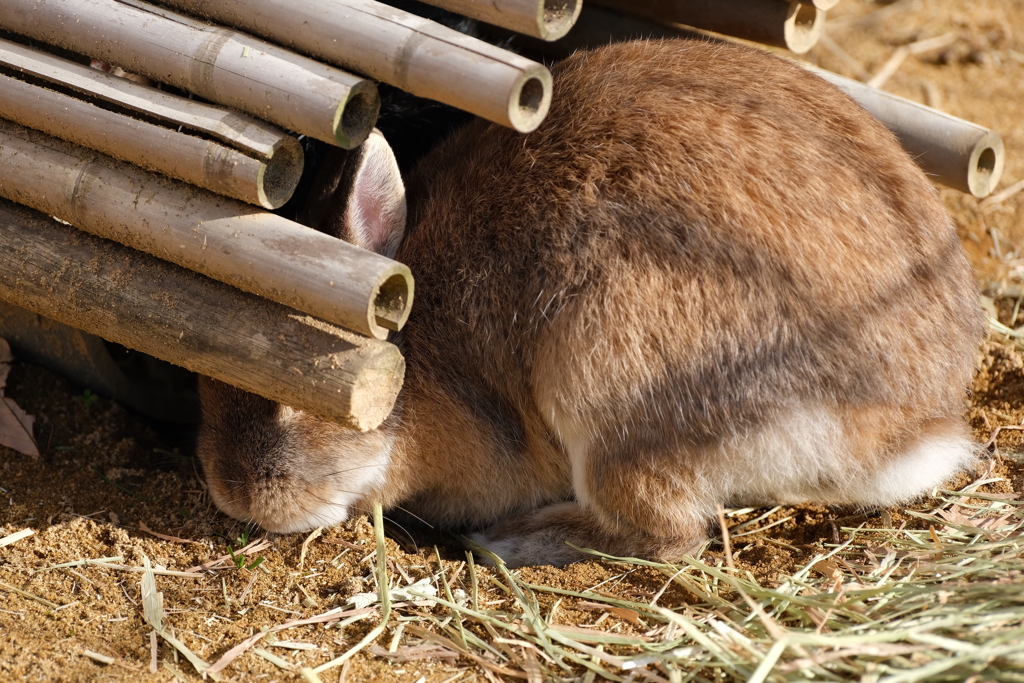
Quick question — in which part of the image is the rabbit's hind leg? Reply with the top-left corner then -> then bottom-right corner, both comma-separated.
470,431 -> 715,567
469,501 -> 709,568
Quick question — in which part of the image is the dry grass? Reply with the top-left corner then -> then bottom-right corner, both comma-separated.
19,470 -> 1018,682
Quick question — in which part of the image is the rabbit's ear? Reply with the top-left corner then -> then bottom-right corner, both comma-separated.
343,131 -> 407,259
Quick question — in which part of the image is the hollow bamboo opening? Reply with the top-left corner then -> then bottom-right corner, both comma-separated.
968,134 -> 1005,198
977,148 -> 997,177
509,68 -> 553,133
336,84 -> 381,149
258,139 -> 304,209
373,272 -> 413,332
784,2 -> 822,54
540,0 -> 583,40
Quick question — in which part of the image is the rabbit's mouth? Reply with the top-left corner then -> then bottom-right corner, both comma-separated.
203,436 -> 394,534
251,482 -> 357,534
206,474 -> 365,534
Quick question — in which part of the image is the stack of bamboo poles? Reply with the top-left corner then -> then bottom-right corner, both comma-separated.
0,0 -> 1007,429
0,0 -> 569,427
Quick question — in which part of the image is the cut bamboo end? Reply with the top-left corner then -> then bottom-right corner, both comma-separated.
804,0 -> 841,10
257,136 -> 305,209
373,270 -> 414,334
810,67 -> 1006,198
0,119 -> 414,340
537,0 -> 583,40
965,131 -> 1005,199
0,199 -> 403,430
783,2 -> 824,55
509,66 -> 554,133
335,81 -> 383,150
418,0 -> 581,40
0,0 -> 379,149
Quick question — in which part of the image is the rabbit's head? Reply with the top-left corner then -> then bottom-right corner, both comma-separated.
196,130 -> 409,533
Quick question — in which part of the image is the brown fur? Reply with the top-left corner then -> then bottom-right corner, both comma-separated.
197,40 -> 983,567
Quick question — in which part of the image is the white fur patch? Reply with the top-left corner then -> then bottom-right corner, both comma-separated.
534,395 -> 594,509
845,432 -> 977,506
709,406 -> 847,505
707,406 -> 975,507
267,493 -> 354,534
562,431 -> 593,509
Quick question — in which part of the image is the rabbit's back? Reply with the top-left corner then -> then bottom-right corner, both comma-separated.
398,39 -> 980,453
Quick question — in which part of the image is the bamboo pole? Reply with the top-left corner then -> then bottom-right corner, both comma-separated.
485,4 -> 701,60
153,0 -> 553,133
590,0 -> 823,54
0,120 -> 413,341
810,67 -> 1005,198
0,300 -> 200,423
0,199 -> 404,431
0,0 -> 379,148
0,42 -> 302,209
413,0 -> 581,40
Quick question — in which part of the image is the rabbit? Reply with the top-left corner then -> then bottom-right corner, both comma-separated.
196,39 -> 984,567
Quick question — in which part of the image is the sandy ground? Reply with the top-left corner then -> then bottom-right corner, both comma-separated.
1,0 -> 1023,681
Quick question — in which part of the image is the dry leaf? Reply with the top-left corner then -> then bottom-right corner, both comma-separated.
812,559 -> 842,581
138,522 -> 203,545
0,340 -> 39,457
608,607 -> 641,626
574,601 -> 641,625
0,397 -> 38,456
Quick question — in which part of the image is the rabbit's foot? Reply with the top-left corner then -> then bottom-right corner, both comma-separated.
469,502 -> 706,568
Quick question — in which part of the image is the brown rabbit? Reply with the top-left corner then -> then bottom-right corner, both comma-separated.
197,39 -> 983,567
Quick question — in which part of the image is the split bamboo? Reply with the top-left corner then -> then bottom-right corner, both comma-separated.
811,67 -> 1005,197
0,40 -> 302,209
414,0 -> 581,40
0,120 -> 413,341
155,0 -> 554,132
0,0 -> 379,148
590,0 -> 823,54
0,40 -> 297,159
0,199 -> 404,431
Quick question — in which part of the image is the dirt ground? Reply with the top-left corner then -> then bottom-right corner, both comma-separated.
2,0 -> 1024,681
